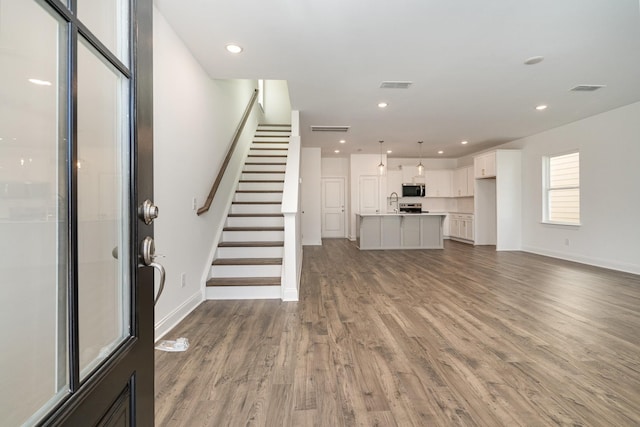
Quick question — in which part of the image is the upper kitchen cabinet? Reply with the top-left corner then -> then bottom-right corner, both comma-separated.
453,166 -> 474,197
401,165 -> 424,184
474,152 -> 496,178
425,170 -> 452,197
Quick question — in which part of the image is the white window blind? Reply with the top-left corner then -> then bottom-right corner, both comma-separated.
544,151 -> 580,225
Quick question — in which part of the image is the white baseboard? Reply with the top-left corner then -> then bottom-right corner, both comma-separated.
522,245 -> 640,275
302,239 -> 322,246
154,291 -> 203,342
206,285 -> 281,300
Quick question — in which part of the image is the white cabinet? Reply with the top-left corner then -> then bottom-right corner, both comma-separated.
401,165 -> 423,184
452,166 -> 474,197
467,166 -> 475,196
474,152 -> 496,178
425,170 -> 452,197
449,213 -> 474,243
356,214 -> 445,249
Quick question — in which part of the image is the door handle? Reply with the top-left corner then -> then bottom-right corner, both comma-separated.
140,236 -> 166,306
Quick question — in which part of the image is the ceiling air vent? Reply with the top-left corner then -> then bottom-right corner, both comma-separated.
310,125 -> 350,132
380,81 -> 413,89
570,84 -> 606,92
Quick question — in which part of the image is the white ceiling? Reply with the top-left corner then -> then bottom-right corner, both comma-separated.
154,0 -> 640,159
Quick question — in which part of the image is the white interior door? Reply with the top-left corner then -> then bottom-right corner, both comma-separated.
359,175 -> 380,214
321,178 -> 346,238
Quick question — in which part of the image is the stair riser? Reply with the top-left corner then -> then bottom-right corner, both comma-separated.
255,127 -> 291,131
246,156 -> 288,164
210,264 -> 281,278
206,286 -> 281,300
234,193 -> 282,202
231,204 -> 281,214
215,246 -> 283,259
241,172 -> 285,181
244,163 -> 286,172
222,230 -> 284,242
249,149 -> 289,157
238,182 -> 284,191
251,143 -> 289,149
226,216 -> 284,227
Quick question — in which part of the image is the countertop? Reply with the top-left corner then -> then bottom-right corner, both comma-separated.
357,212 -> 447,217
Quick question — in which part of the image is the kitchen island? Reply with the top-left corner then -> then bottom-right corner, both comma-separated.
355,213 -> 446,250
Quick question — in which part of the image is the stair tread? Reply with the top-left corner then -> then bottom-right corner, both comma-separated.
212,258 -> 282,266
239,180 -> 285,183
206,277 -> 281,287
232,201 -> 281,205
251,147 -> 288,151
245,162 -> 287,165
224,226 -> 284,231
242,170 -> 285,173
252,141 -> 289,143
227,213 -> 284,217
235,190 -> 283,193
248,155 -> 288,158
258,123 -> 291,127
218,241 -> 284,247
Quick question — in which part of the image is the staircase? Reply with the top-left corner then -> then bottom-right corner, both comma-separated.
206,124 -> 291,299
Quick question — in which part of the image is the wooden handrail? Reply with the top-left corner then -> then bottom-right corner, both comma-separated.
197,89 -> 259,215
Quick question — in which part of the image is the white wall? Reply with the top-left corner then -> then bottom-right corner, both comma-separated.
262,80 -> 291,124
301,148 -> 322,245
153,7 -> 263,339
512,102 -> 640,274
322,157 -> 350,177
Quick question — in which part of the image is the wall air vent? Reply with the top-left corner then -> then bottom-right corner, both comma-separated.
570,84 -> 606,92
310,126 -> 350,132
380,81 -> 413,89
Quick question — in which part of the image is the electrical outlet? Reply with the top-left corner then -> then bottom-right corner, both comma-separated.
181,272 -> 186,288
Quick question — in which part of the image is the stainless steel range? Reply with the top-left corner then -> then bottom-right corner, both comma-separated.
399,202 -> 422,213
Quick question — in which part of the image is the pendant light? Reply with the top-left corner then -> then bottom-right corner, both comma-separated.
417,140 -> 424,176
378,140 -> 385,175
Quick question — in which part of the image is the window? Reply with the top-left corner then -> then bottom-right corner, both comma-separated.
543,151 -> 580,225
258,79 -> 264,109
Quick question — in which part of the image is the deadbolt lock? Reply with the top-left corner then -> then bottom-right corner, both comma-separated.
138,199 -> 159,225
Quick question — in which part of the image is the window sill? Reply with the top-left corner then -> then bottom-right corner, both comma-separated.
540,221 -> 581,228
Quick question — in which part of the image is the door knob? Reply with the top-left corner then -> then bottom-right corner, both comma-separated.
140,236 -> 166,306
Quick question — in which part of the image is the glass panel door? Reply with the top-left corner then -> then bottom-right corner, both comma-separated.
76,0 -> 130,67
76,38 -> 131,380
0,1 -> 69,424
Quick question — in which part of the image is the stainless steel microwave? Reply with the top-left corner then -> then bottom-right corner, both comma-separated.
402,183 -> 425,197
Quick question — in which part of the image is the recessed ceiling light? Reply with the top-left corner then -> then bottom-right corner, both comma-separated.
524,56 -> 544,65
378,102 -> 388,108
28,78 -> 52,86
339,139 -> 346,144
387,150 -> 392,154
536,105 -> 548,111
461,140 -> 468,145
225,44 -> 243,54
437,150 -> 444,154
334,150 -> 340,153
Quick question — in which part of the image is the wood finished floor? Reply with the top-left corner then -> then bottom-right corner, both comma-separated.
155,239 -> 640,426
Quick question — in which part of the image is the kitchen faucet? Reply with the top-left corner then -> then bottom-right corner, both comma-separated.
390,192 -> 399,213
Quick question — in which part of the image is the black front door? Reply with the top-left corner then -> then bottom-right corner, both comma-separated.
0,0 -> 155,425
